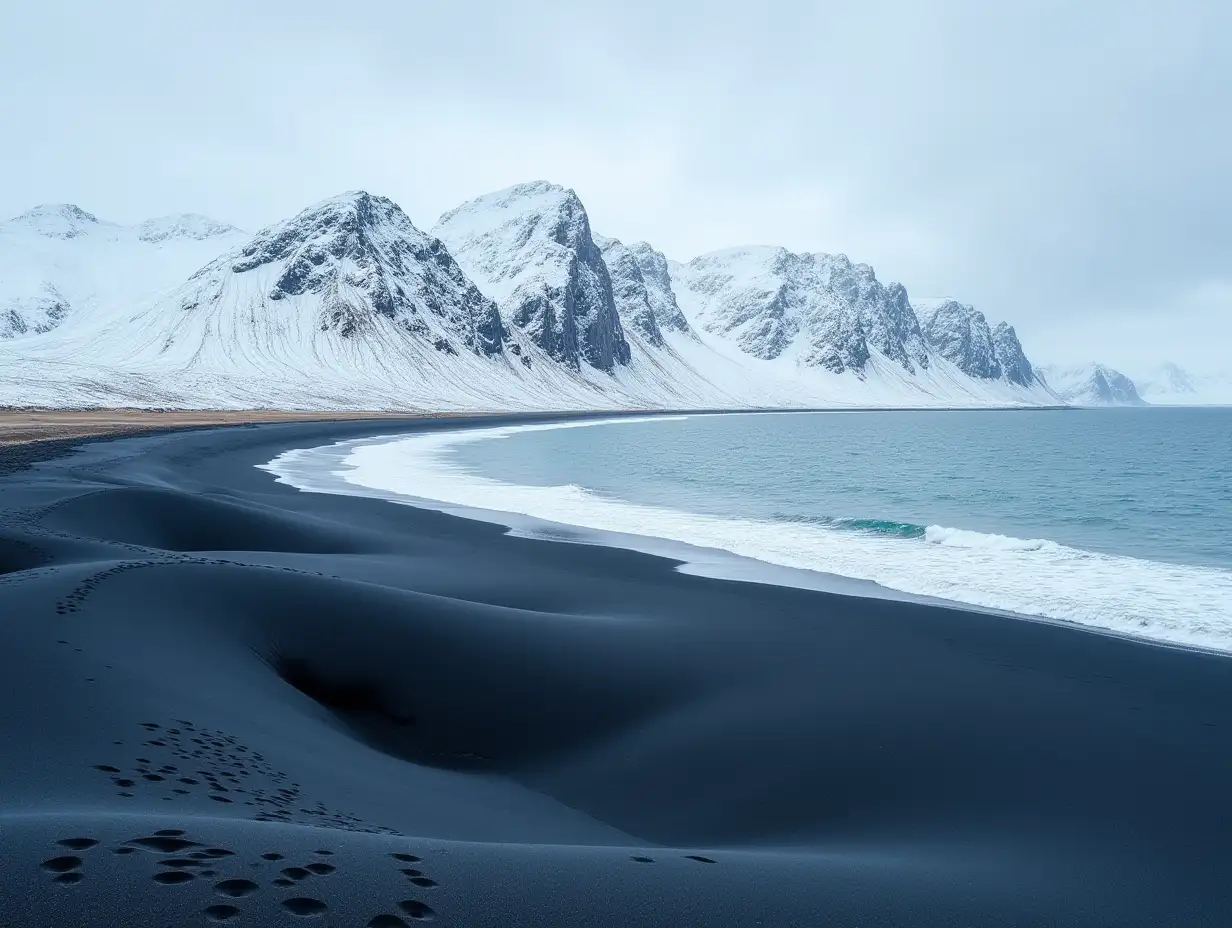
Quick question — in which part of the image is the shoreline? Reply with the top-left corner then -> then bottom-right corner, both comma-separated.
2,415 -> 1230,925
267,411 -> 1232,661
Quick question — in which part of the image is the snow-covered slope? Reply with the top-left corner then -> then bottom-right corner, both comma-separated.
0,204 -> 244,338
1132,362 -> 1232,405
671,247 -> 929,375
1042,363 -> 1147,406
432,182 -> 630,371
0,184 -> 1063,412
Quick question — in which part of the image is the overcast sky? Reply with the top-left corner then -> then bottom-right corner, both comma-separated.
3,1 -> 1229,370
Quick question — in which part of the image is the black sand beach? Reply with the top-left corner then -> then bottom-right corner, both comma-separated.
3,414 -> 1231,927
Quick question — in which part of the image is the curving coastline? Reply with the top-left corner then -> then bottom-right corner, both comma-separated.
3,415 -> 1232,926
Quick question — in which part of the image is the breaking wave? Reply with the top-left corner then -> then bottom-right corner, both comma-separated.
783,518 -> 1055,552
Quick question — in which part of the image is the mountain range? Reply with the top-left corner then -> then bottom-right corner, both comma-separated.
0,183 -> 1217,410
1038,361 -> 1232,407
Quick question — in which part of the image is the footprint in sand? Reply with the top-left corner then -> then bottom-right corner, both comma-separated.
282,897 -> 329,917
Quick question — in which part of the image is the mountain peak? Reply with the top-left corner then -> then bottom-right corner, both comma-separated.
311,189 -> 386,212
218,191 -> 505,354
434,181 -> 581,230
918,299 -> 1002,380
915,300 -> 1041,386
1042,362 -> 1146,406
433,182 -> 630,371
990,322 -> 1037,386
8,204 -> 104,239
230,192 -> 414,276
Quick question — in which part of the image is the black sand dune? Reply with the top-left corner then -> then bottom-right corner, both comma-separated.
2,415 -> 1231,926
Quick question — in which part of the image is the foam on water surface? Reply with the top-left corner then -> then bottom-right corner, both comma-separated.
264,415 -> 1232,654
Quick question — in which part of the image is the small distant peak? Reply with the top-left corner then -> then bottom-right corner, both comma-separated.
136,213 -> 240,242
8,203 -> 103,238
693,243 -> 784,261
12,203 -> 99,223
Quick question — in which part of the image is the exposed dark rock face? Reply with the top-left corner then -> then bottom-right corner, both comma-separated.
918,300 -> 1002,380
992,322 -> 1037,387
596,235 -> 665,346
597,236 -> 692,347
0,287 -> 70,339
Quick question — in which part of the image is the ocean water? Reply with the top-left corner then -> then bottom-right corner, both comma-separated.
271,409 -> 1232,652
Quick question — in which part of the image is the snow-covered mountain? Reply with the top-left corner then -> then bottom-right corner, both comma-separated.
912,299 -> 1043,389
991,322 -> 1037,387
1041,363 -> 1147,406
8,203 -> 111,240
221,191 -> 507,355
670,247 -> 930,376
431,182 -> 630,372
915,299 -> 1002,380
0,184 -> 1062,411
1132,362 -> 1232,406
0,204 -> 244,339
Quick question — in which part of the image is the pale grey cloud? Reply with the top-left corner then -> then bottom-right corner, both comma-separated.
2,0 -> 1229,369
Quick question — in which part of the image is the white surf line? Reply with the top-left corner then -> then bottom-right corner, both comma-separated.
261,414 -> 1232,657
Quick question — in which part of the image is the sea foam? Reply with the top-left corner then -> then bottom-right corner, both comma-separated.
265,418 -> 1232,655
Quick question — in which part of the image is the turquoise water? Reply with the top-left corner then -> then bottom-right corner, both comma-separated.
451,408 -> 1232,570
